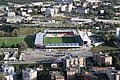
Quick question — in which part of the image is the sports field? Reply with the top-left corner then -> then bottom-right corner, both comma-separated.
0,37 -> 34,48
44,37 -> 77,44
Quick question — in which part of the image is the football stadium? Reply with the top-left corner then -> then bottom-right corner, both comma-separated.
34,30 -> 91,48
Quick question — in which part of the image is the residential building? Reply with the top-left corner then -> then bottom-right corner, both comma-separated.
76,7 -> 89,14
5,16 -> 24,23
116,28 -> 120,39
60,5 -> 67,12
2,65 -> 15,76
50,71 -> 65,80
65,3 -> 73,13
93,52 -> 112,65
7,12 -> 15,17
63,55 -> 86,68
22,68 -> 37,80
45,8 -> 55,16
106,67 -> 120,80
1,65 -> 15,80
66,67 -> 77,80
4,74 -> 14,80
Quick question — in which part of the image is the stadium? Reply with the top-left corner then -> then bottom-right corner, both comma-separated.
34,30 -> 90,48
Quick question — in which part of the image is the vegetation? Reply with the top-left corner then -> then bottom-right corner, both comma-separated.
0,37 -> 34,48
110,52 -> 120,70
90,45 -> 119,53
44,37 -> 77,44
18,27 -> 41,36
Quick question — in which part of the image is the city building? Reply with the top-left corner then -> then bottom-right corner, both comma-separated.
4,74 -> 14,80
45,8 -> 58,17
105,67 -> 120,80
2,65 -> 15,76
93,52 -> 112,65
60,5 -> 67,12
1,65 -> 15,80
63,55 -> 86,68
7,12 -> 15,17
5,16 -> 24,23
1,48 -> 18,61
116,28 -> 120,39
65,3 -> 73,13
22,68 -> 37,80
78,30 -> 92,46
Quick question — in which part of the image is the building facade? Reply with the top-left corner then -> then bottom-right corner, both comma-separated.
22,68 -> 37,80
93,52 -> 112,65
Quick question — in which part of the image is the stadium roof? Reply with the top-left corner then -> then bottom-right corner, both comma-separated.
34,32 -> 44,45
78,31 -> 91,41
47,30 -> 72,33
45,43 -> 80,48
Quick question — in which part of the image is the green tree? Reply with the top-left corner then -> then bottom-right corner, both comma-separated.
103,35 -> 110,42
19,42 -> 28,51
1,42 -> 7,48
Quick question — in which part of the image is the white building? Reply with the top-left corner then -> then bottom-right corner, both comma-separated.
82,0 -> 100,3
60,5 -> 67,12
21,11 -> 26,16
7,12 -> 15,17
45,8 -> 55,16
78,30 -> 91,46
4,74 -> 14,80
116,28 -> 120,39
76,7 -> 89,14
2,65 -> 15,76
41,7 -> 46,12
45,8 -> 59,16
31,2 -> 43,6
6,16 -> 24,23
2,65 -> 15,80
65,3 -> 73,13
106,67 -> 120,80
22,68 -> 37,80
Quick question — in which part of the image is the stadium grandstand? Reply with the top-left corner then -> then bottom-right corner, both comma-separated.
34,30 -> 91,48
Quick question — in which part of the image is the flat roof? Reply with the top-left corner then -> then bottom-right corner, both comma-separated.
47,30 -> 73,33
78,31 -> 91,42
45,43 -> 80,48
34,32 -> 44,45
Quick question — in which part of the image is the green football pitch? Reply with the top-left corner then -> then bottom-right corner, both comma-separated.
44,37 -> 77,44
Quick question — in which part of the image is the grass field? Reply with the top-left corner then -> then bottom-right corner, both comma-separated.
90,45 -> 119,53
44,37 -> 77,44
0,37 -> 34,48
18,28 -> 41,36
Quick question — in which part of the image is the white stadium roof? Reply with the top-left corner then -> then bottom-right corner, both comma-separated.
45,43 -> 80,48
34,32 -> 44,45
47,30 -> 72,33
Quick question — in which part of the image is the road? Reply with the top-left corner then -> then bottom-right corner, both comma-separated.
2,46 -> 93,65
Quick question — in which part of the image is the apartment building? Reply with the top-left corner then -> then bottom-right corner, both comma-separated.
93,52 -> 112,65
22,68 -> 37,80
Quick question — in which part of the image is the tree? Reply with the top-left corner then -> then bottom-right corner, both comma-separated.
19,42 -> 28,51
103,35 -> 110,42
1,42 -> 7,48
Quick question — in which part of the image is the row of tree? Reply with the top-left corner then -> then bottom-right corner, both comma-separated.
1,42 -> 28,51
